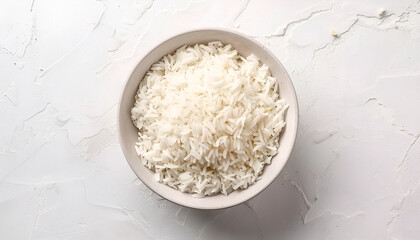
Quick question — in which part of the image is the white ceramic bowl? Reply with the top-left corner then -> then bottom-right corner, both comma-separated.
118,28 -> 298,209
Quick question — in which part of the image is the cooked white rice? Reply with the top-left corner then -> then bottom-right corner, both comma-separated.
131,41 -> 288,196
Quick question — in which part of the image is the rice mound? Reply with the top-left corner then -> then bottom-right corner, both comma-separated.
131,41 -> 288,196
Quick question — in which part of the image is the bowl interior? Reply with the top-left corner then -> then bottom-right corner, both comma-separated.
119,29 -> 298,209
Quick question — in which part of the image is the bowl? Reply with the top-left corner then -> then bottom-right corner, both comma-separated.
118,28 -> 298,209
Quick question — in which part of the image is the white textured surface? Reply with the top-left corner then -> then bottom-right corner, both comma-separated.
1,0 -> 419,239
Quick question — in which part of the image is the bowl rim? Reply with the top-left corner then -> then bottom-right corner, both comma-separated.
118,27 -> 299,209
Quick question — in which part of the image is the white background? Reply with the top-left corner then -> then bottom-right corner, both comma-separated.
1,0 -> 420,239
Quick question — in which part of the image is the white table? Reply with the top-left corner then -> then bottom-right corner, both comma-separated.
1,0 -> 420,239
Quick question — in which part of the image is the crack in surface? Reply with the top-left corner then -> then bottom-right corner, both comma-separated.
35,34 -> 90,82
311,18 -> 358,61
30,0 -> 35,11
91,6 -> 106,31
95,0 -> 155,77
270,7 -> 333,38
1,1 -> 37,59
304,210 -> 364,224
291,180 -> 312,210
362,96 -> 419,141
197,210 -> 225,240
35,3 -> 106,82
397,135 -> 420,168
244,202 -> 264,240
386,181 -> 420,235
22,103 -> 50,125
232,0 -> 251,25
84,102 -> 117,120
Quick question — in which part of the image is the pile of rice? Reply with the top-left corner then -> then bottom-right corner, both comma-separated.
131,41 -> 288,196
